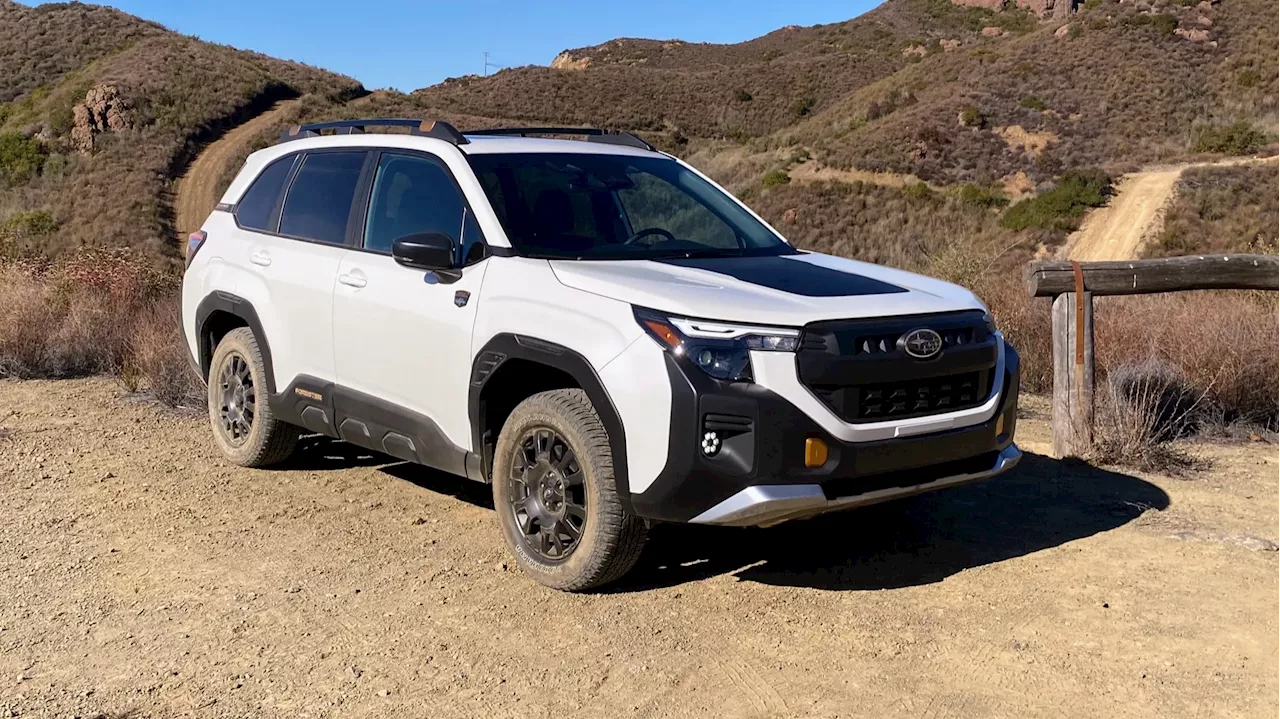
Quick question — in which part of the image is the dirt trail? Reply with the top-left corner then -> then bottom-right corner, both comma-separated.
1065,156 -> 1275,262
1,379 -> 1277,718
173,100 -> 302,238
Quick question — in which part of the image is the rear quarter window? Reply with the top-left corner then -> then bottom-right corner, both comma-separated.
234,156 -> 295,232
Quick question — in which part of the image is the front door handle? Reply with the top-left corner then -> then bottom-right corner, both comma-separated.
338,271 -> 367,288
250,251 -> 272,267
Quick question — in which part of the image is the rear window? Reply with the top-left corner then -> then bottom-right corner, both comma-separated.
279,152 -> 366,245
235,156 -> 294,232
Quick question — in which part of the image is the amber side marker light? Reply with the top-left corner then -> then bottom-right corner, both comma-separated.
642,319 -> 682,349
805,438 -> 828,468
995,414 -> 1005,437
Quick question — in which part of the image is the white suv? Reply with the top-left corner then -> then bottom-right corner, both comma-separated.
181,119 -> 1022,590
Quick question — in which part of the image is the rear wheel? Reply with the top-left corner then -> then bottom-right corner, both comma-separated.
492,389 -> 647,591
207,327 -> 298,467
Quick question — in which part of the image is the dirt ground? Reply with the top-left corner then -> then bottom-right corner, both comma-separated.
0,379 -> 1276,718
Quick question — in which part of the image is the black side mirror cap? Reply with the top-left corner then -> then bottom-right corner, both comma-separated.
392,232 -> 455,271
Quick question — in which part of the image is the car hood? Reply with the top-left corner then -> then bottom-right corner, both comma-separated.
549,252 -> 987,326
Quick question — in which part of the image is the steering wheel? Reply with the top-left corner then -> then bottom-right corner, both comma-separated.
623,227 -> 677,246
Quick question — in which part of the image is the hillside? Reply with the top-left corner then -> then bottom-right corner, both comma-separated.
0,0 -> 364,263
1,0 -> 1275,277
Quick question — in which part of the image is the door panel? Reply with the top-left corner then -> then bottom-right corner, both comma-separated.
246,235 -> 346,388
334,254 -> 488,451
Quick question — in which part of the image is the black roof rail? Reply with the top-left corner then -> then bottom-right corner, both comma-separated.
278,119 -> 468,145
464,127 -> 655,152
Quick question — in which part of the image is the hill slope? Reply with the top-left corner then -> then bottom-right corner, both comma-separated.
0,0 -> 363,263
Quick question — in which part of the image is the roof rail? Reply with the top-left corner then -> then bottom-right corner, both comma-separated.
278,119 -> 468,145
464,127 -> 655,152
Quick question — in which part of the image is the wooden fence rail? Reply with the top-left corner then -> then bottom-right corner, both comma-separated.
1023,254 -> 1279,458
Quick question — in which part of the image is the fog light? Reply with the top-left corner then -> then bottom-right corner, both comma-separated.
701,431 -> 721,457
805,438 -> 828,468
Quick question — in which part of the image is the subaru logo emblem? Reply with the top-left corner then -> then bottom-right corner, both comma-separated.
900,328 -> 943,359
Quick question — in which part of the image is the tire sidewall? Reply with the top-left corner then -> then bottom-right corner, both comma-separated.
207,330 -> 267,463
493,396 -> 610,585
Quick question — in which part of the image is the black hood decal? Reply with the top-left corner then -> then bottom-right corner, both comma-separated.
653,255 -> 908,298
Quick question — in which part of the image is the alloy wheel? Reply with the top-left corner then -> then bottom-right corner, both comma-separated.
217,353 -> 255,446
508,427 -> 587,561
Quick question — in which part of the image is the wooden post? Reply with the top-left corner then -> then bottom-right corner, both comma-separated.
1051,291 -> 1094,458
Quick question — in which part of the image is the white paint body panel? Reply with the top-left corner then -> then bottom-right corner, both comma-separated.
549,252 -> 987,326
333,251 -> 490,451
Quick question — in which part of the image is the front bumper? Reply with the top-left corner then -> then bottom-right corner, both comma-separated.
628,341 -> 1021,526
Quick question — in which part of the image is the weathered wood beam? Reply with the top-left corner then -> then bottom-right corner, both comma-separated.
1051,292 -> 1094,458
1026,254 -> 1279,297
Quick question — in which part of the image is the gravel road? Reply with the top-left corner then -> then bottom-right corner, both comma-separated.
1,379 -> 1276,718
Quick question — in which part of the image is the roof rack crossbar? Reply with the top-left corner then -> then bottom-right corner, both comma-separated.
464,127 -> 655,152
279,119 -> 468,145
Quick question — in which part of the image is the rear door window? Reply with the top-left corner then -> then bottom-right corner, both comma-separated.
279,151 -> 367,245
235,156 -> 295,232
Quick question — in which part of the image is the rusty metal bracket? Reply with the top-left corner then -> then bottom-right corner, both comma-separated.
1070,260 -> 1086,366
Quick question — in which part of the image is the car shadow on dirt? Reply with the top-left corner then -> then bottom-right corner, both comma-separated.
278,435 -> 390,472
613,451 -> 1171,593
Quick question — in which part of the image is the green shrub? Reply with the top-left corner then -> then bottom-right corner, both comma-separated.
1000,168 -> 1112,232
1236,69 -> 1262,88
791,96 -> 816,117
1191,122 -> 1269,155
762,170 -> 791,188
735,89 -> 753,102
958,184 -> 1009,208
959,106 -> 985,128
1020,95 -> 1047,111
1127,12 -> 1178,36
902,182 -> 937,201
0,132 -> 46,186
2,211 -> 57,238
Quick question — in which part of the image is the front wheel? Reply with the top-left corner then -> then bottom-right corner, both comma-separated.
492,389 -> 647,591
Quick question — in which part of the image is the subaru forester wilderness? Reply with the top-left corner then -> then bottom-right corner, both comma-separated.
181,119 -> 1021,590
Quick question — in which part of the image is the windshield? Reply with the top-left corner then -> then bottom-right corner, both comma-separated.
467,153 -> 794,260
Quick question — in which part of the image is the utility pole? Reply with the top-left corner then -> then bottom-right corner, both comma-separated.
483,52 -> 499,76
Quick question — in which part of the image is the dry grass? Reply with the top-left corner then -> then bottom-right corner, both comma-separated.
0,251 -> 200,407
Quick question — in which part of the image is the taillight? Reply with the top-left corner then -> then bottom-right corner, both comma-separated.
186,230 -> 207,267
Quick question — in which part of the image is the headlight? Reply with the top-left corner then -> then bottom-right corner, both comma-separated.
634,307 -> 799,382
982,312 -> 998,334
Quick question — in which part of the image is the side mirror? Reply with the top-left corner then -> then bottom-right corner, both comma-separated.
392,232 -> 455,271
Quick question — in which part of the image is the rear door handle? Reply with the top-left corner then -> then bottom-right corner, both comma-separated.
338,271 -> 367,288
250,251 -> 272,267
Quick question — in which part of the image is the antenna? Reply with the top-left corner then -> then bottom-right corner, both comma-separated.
483,51 -> 500,76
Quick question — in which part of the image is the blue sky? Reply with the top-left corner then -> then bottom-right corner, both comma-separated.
23,0 -> 881,91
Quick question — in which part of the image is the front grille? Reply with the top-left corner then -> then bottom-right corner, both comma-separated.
858,372 -> 983,420
797,311 -> 998,424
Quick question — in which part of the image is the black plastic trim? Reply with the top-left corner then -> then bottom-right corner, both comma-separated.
630,342 -> 1021,523
270,375 -> 483,480
280,119 -> 469,145
464,127 -> 655,152
468,334 -> 631,510
193,293 -> 277,393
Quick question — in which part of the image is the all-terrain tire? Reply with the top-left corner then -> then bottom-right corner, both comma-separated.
493,389 -> 648,591
207,327 -> 298,467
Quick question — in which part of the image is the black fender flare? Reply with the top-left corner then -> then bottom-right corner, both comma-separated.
469,334 -> 632,512
193,292 -> 277,394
